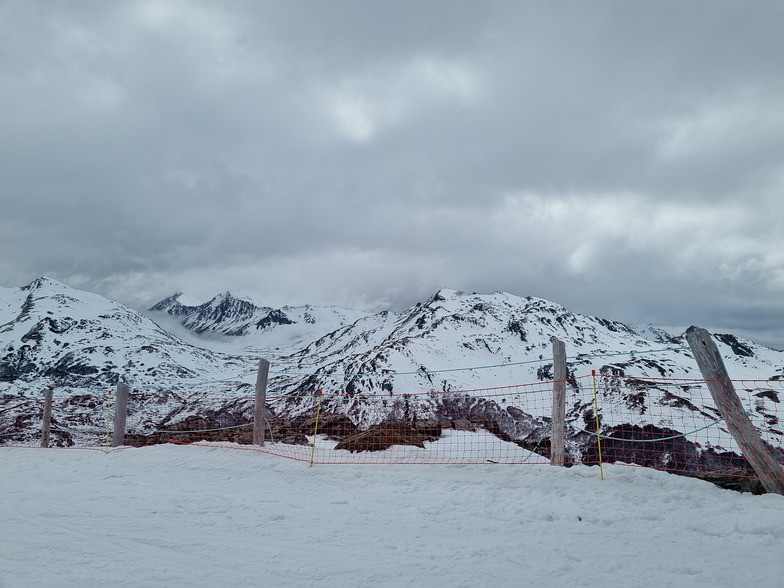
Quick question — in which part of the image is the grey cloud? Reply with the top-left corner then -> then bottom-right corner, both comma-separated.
1,0 -> 783,348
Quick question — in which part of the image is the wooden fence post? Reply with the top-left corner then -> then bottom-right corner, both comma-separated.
253,359 -> 270,446
685,326 -> 784,495
40,388 -> 53,448
111,381 -> 129,448
550,339 -> 567,466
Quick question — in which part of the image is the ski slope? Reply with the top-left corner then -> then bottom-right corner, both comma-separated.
2,444 -> 783,587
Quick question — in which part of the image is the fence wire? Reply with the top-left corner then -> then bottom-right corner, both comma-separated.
2,376 -> 783,481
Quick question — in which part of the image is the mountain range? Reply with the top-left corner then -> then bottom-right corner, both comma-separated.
1,277 -> 782,471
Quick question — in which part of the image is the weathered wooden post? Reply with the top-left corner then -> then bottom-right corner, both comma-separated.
111,381 -> 129,448
40,388 -> 54,448
685,326 -> 784,495
550,338 -> 567,466
253,359 -> 270,446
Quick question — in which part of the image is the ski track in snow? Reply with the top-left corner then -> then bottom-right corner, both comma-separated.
1,445 -> 783,588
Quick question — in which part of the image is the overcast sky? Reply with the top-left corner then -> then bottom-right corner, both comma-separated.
2,0 -> 783,347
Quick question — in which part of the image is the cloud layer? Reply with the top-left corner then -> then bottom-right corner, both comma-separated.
2,1 -> 783,346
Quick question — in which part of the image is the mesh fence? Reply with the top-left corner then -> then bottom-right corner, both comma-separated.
2,376 -> 783,481
579,375 -> 784,479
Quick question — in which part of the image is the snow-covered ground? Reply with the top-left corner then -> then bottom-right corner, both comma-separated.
2,444 -> 783,587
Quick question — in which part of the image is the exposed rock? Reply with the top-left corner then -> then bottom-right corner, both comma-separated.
300,413 -> 358,440
449,419 -> 475,431
714,334 -> 754,358
695,472 -> 766,494
256,309 -> 295,330
414,420 -> 442,441
335,421 -> 433,453
124,415 -> 221,446
123,415 -> 312,447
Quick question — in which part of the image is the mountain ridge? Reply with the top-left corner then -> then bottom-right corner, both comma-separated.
2,277 -> 783,464
0,277 -> 251,394
3,278 -> 782,391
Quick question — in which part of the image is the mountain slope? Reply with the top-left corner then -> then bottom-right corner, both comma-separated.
2,279 -> 783,471
272,288 -> 783,391
148,292 -> 369,355
146,287 -> 784,462
0,278 -> 251,394
253,289 -> 784,456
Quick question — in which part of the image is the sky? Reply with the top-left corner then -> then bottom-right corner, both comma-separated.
2,1 -> 783,347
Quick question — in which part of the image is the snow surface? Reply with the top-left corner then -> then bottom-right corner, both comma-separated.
2,444 -> 783,587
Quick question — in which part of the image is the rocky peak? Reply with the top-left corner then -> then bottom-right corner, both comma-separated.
149,292 -> 191,315
21,276 -> 68,292
256,309 -> 296,331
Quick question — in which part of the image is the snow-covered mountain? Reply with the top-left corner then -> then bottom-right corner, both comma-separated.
146,286 -> 784,462
150,286 -> 784,392
150,291 -> 266,336
2,278 -> 783,473
148,291 -> 369,356
0,278 -> 252,394
629,323 -> 680,345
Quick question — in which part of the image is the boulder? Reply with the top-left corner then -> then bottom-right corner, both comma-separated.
335,421 -> 437,453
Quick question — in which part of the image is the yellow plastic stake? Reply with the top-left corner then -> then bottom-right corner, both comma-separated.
106,389 -> 112,454
592,370 -> 604,480
310,391 -> 323,467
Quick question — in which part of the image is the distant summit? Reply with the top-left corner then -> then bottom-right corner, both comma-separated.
148,291 -> 368,349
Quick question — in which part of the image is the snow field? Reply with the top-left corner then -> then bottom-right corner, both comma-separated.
2,444 -> 784,587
